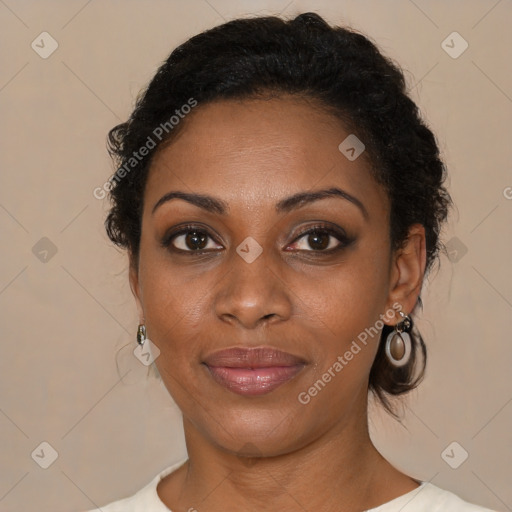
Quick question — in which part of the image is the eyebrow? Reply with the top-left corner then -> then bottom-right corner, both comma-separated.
151,186 -> 369,220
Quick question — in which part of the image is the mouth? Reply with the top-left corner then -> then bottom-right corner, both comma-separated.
202,347 -> 307,396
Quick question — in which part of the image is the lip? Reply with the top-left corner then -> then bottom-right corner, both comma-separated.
203,347 -> 306,396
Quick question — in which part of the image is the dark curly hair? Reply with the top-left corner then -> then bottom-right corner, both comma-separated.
104,12 -> 452,417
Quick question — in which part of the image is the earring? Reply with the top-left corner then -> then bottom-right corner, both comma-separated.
385,311 -> 412,367
136,324 -> 146,346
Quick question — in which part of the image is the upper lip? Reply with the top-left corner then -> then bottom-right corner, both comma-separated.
203,347 -> 306,368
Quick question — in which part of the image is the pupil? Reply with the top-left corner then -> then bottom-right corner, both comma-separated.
186,231 -> 207,250
309,232 -> 329,250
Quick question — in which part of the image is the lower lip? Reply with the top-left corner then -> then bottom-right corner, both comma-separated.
205,365 -> 305,396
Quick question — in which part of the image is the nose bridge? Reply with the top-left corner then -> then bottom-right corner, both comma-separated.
214,239 -> 291,327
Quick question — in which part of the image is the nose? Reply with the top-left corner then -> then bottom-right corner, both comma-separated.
214,246 -> 292,329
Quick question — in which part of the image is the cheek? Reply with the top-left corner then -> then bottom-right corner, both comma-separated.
141,268 -> 209,346
139,263 -> 211,409
298,253 -> 390,339
138,237 -> 209,318
292,250 -> 390,395
138,252 -> 223,385
293,268 -> 389,415
295,274 -> 384,391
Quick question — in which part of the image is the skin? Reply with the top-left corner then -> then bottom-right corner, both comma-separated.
129,95 -> 427,512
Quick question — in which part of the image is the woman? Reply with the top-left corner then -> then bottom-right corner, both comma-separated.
88,12 -> 497,512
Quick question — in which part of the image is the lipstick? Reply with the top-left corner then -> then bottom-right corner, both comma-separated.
203,347 -> 306,396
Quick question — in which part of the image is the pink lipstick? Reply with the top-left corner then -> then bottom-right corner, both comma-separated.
203,347 -> 306,396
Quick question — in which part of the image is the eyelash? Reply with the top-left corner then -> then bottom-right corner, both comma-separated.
161,223 -> 354,256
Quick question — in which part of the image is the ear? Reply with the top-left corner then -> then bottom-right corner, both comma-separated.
384,223 -> 427,324
128,255 -> 145,324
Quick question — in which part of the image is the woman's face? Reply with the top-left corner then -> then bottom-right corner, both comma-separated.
130,95 -> 424,456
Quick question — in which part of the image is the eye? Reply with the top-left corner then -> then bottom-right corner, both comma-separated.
288,224 -> 353,253
163,225 -> 223,253
162,223 -> 353,255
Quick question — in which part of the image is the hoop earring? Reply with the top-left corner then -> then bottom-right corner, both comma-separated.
385,311 -> 412,367
136,324 -> 146,346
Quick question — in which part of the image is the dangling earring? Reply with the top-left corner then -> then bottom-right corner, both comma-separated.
385,311 -> 412,367
136,324 -> 146,346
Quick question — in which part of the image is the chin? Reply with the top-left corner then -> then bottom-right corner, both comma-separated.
196,400 -> 314,457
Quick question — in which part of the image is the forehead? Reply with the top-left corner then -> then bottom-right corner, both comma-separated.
145,96 -> 388,219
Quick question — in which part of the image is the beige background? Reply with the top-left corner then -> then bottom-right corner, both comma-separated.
0,1 -> 511,511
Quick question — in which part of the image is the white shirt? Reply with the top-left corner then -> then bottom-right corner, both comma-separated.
85,459 -> 496,512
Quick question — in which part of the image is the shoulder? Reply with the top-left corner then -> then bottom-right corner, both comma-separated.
369,481 -> 496,512
413,482 -> 495,511
81,459 -> 188,512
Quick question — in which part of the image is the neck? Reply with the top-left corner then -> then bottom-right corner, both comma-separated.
157,395 -> 414,512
